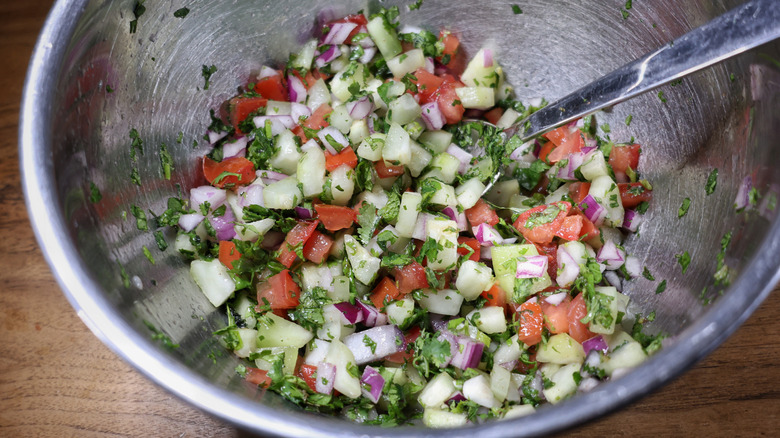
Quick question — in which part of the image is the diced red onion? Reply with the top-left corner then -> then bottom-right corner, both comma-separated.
515,255 -> 548,278
177,213 -> 204,232
734,175 -> 752,211
509,140 -> 536,162
366,114 -> 377,134
544,292 -> 568,306
236,184 -> 264,208
222,137 -> 249,159
295,206 -> 314,219
420,57 -> 434,74
447,391 -> 467,404
342,325 -> 404,365
503,237 -> 518,244
316,127 -> 348,154
210,206 -> 237,241
624,255 -> 641,278
583,136 -> 598,150
480,246 -> 492,260
483,49 -> 493,67
207,130 -> 227,145
355,26 -> 375,48
420,101 -> 445,131
579,376 -> 600,392
315,44 -> 342,68
622,209 -> 642,232
359,47 -> 377,64
255,169 -> 287,184
253,115 -> 296,136
290,103 -> 312,124
603,270 -> 622,291
257,66 -> 278,80
556,245 -> 581,287
334,301 -> 364,325
473,223 -> 503,247
441,206 -> 468,232
287,74 -> 307,104
322,22 -> 358,45
357,300 -> 388,327
582,335 -> 609,355
579,194 -> 607,225
436,331 -> 458,368
597,240 -> 625,270
360,366 -> 385,403
450,336 -> 484,370
412,213 -> 432,241
347,96 -> 374,120
445,143 -> 473,175
190,185 -> 226,211
315,362 -> 336,395
556,152 -> 585,181
499,360 -> 518,371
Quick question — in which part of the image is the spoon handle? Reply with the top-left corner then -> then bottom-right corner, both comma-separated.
516,0 -> 780,141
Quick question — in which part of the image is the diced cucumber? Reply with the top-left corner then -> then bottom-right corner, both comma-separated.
419,371 -> 456,408
329,275 -> 352,302
422,409 -> 468,428
493,338 -> 524,365
589,175 -> 624,227
503,404 -> 536,419
263,176 -> 302,209
265,100 -> 291,115
233,328 -> 258,358
304,338 -> 330,365
174,233 -> 196,254
536,333 -> 585,365
416,289 -> 463,316
484,180 -> 520,207
496,274 -> 552,303
349,119 -> 370,145
588,286 -> 620,334
191,259 -> 236,307
408,140 -> 433,177
460,48 -> 499,88
455,260 -> 493,300
291,39 -> 318,71
508,194 -> 532,211
357,133 -> 385,161
466,306 -> 507,334
387,48 -> 425,78
306,78 -> 331,111
268,130 -> 300,175
330,63 -> 369,103
366,16 -> 402,60
330,164 -> 355,206
491,244 -> 539,277
542,363 -> 581,404
395,191 -> 422,238
455,86 -> 495,110
383,122 -> 412,165
297,141 -> 326,198
602,340 -> 647,376
343,235 -> 381,285
253,346 -> 298,375
355,186 -> 389,209
317,303 -> 356,341
233,291 -> 259,329
495,108 -> 521,130
455,178 -> 486,210
579,149 -> 610,181
256,313 -> 314,348
386,296 -> 415,326
300,263 -> 332,292
329,104 -> 353,133
490,361 -> 512,402
463,374 -> 500,408
545,182 -> 571,204
426,181 -> 457,207
324,339 -> 362,398
418,130 -> 453,154
426,218 -> 458,269
388,94 -> 422,126
423,152 -> 461,184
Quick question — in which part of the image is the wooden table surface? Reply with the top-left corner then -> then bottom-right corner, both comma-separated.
2,1 -> 779,437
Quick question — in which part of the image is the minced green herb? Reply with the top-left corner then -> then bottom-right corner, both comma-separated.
705,168 -> 718,195
201,64 -> 218,90
678,198 -> 691,218
173,7 -> 189,18
675,251 -> 691,274
655,279 -> 667,294
88,182 -> 102,203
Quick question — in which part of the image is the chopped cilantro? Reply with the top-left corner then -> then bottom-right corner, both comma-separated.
142,245 -> 155,264
642,266 -> 655,281
678,197 -> 691,218
657,91 -> 667,103
356,202 -> 379,246
625,114 -> 633,126
159,143 -> 174,180
129,128 -> 144,160
129,1 -> 146,34
88,182 -> 102,203
408,0 -> 424,11
153,230 -> 168,251
173,7 -> 189,18
130,205 -> 148,231
143,320 -> 179,349
511,4 -> 523,14
655,279 -> 667,294
201,64 -> 218,90
675,251 -> 691,274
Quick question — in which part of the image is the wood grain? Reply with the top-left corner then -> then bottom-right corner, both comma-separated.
1,1 -> 778,437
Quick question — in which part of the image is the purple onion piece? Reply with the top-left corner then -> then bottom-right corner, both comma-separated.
421,101 -> 445,131
597,240 -> 625,270
222,137 -> 249,159
483,48 -> 493,67
333,302 -> 364,325
347,96 -> 374,120
317,126 -> 349,154
207,130 -> 227,145
210,206 -> 237,241
621,209 -> 642,232
446,391 -> 467,404
315,44 -> 341,68
356,300 -> 384,327
237,184 -> 264,208
450,337 -> 484,370
178,213 -> 205,232
473,223 -> 502,247
257,66 -> 278,80
360,366 -> 385,403
436,331 -> 458,368
190,185 -> 227,212
734,175 -> 752,211
315,362 -> 336,395
290,103 -> 312,124
287,74 -> 307,104
322,22 -> 358,45
446,143 -> 473,174
582,335 -> 609,355
579,194 -> 607,225
260,230 -> 285,250
515,255 -> 548,279
544,292 -> 568,306
499,360 -> 519,371
295,206 -> 314,219
253,115 -> 296,136
424,57 -> 435,73
359,47 -> 377,64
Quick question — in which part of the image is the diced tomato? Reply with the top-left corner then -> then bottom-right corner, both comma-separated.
325,14 -> 369,45
229,96 -> 268,134
537,141 -> 555,164
481,283 -> 508,309
394,261 -> 429,295
374,160 -> 405,178
567,293 -> 597,343
545,126 -> 584,164
297,363 -> 318,392
618,182 -> 653,209
572,210 -> 600,240
202,156 -> 256,188
609,144 -> 641,181
294,103 -> 332,142
370,276 -> 402,310
385,326 -> 421,364
324,146 -> 358,172
484,107 -> 504,125
513,201 -> 572,244
253,74 -> 288,101
554,214 -> 583,241
533,242 -> 558,281
257,269 -> 301,310
245,366 -> 273,387
302,231 -> 333,264
457,236 -> 481,262
516,301 -> 544,346
465,199 -> 500,227
410,68 -> 444,104
437,31 -> 460,63
541,294 -> 572,334
218,240 -> 242,269
277,220 -> 320,267
290,69 -> 321,91
568,182 -> 591,205
314,204 -> 357,231
435,75 -> 465,124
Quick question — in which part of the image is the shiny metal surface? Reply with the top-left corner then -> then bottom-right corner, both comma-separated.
19,0 -> 780,436
517,0 -> 780,140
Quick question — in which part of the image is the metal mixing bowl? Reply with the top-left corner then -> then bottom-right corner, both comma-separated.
20,0 -> 780,436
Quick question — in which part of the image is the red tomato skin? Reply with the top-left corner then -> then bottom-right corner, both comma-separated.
324,146 -> 358,172
229,96 -> 268,134
545,126 -> 584,163
554,214 -> 583,241
465,199 -> 500,228
218,240 -> 241,270
481,283 -> 508,309
435,75 -> 465,124
245,367 -> 273,387
541,294 -> 572,334
394,262 -> 429,295
568,182 -> 591,205
513,201 -> 572,244
254,74 -> 288,101
609,144 -> 641,180
277,221 -> 319,268
374,160 -> 405,178
457,237 -> 481,262
516,301 -> 544,346
410,68 -> 444,104
370,277 -> 402,310
256,269 -> 301,310
302,231 -> 334,264
203,156 -> 256,188
533,242 -> 558,281
297,363 -> 318,392
314,204 -> 357,231
618,182 -> 653,208
568,293 -> 597,343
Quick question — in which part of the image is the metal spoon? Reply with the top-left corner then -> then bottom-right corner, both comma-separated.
474,0 -> 780,190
